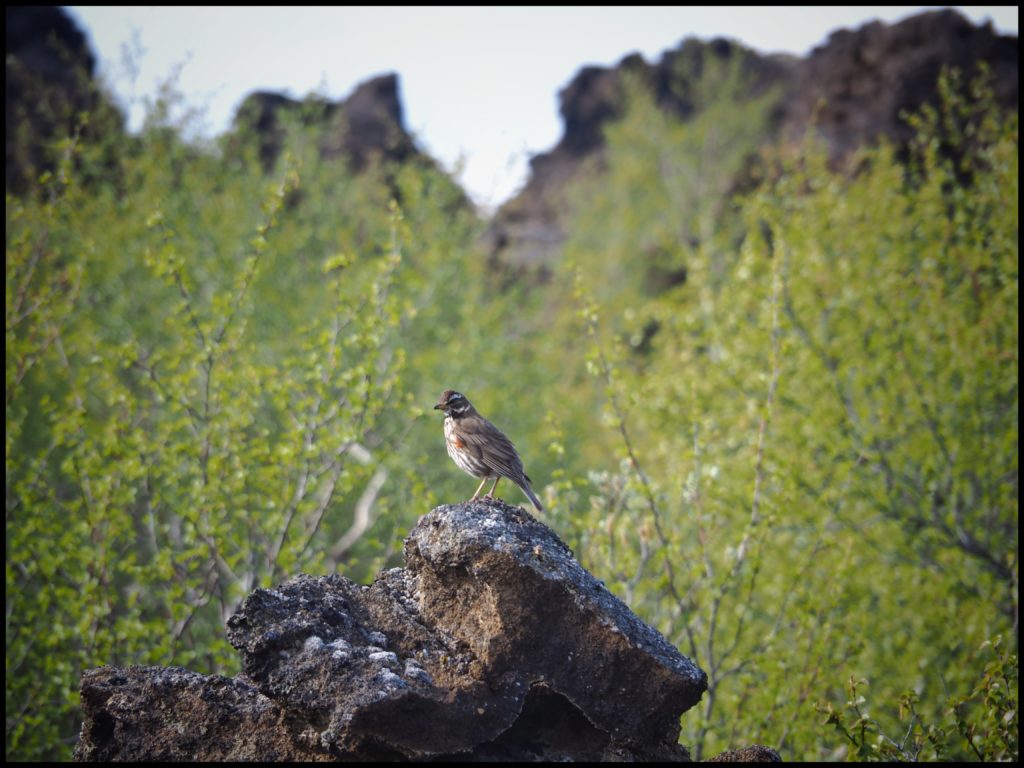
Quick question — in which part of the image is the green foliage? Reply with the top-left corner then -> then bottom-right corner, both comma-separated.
5,56 -> 1017,763
555,67 -> 1017,760
952,636 -> 1019,762
566,53 -> 781,305
817,636 -> 1017,761
5,85 -> 478,759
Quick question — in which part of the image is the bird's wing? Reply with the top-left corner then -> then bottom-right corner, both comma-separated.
459,417 -> 526,480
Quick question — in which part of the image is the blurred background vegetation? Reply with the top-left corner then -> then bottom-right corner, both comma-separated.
6,42 -> 1017,763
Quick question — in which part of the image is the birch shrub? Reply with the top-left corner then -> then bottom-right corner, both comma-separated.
556,69 -> 1017,760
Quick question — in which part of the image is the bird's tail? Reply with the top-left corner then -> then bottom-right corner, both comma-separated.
520,480 -> 544,512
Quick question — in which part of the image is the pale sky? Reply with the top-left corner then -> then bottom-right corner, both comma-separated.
67,6 -> 1017,212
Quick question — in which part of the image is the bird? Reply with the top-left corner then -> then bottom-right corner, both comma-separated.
433,389 -> 543,512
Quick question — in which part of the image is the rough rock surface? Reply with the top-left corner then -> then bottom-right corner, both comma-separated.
75,666 -> 317,762
708,744 -> 784,762
76,500 -> 738,761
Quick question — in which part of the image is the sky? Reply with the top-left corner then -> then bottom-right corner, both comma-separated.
67,6 -> 1018,212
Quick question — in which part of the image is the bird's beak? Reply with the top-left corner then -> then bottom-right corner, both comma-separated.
433,402 -> 443,410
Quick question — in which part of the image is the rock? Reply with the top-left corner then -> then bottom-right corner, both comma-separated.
485,9 -> 1017,270
781,9 -> 1019,163
483,37 -> 792,269
5,6 -> 124,192
228,73 -> 417,172
74,666 -> 317,761
708,744 -> 783,762
77,500 -> 717,761
336,73 -> 415,169
404,501 -> 707,751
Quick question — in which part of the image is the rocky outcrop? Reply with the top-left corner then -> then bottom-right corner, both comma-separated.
780,9 -> 1018,162
75,666 -> 316,762
228,73 -> 418,173
484,38 -> 792,268
486,9 -> 1018,269
5,6 -> 124,192
74,500 -> 774,761
4,8 -> 437,195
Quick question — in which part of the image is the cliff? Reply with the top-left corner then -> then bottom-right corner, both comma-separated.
5,6 -> 124,192
484,9 -> 1018,268
227,73 -> 420,173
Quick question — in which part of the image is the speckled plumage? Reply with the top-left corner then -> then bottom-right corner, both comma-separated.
434,389 -> 543,511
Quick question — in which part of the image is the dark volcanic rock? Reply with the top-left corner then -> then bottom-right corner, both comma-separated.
708,744 -> 783,762
781,9 -> 1019,162
484,38 -> 793,268
76,500 -> 713,761
485,9 -> 1017,270
5,6 -> 124,192
74,666 -> 319,761
405,502 -> 707,751
339,73 -> 415,169
6,6 -> 95,80
229,73 -> 418,172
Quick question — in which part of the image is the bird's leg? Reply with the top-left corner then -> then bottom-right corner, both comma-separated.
470,476 -> 489,501
483,477 -> 501,499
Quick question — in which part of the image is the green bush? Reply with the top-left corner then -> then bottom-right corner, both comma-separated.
5,93 -> 478,759
5,61 -> 1016,762
555,68 -> 1017,760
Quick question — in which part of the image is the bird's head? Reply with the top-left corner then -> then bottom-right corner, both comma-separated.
434,389 -> 471,417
